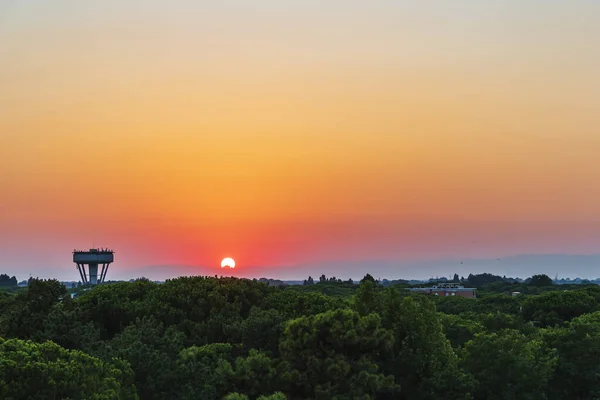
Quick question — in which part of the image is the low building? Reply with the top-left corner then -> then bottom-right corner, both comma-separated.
409,283 -> 476,298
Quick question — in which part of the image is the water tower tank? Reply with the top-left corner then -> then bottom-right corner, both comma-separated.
73,248 -> 114,285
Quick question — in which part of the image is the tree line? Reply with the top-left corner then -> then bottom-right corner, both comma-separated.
0,274 -> 17,287
1,273 -> 600,399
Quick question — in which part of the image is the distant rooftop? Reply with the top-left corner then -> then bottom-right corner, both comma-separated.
432,283 -> 472,289
409,282 -> 476,291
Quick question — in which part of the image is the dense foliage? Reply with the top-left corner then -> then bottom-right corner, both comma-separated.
0,274 -> 17,287
1,273 -> 600,399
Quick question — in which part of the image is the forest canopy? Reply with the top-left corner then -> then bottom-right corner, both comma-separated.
1,274 -> 599,399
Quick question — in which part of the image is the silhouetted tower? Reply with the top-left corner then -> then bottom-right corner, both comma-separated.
73,248 -> 114,285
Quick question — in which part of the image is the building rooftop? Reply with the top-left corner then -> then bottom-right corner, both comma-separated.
408,283 -> 476,291
73,248 -> 114,254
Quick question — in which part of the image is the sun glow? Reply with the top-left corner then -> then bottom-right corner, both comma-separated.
221,257 -> 236,268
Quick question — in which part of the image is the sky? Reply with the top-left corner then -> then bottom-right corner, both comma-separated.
1,1 -> 600,281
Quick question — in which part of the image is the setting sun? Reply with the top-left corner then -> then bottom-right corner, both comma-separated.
221,258 -> 236,269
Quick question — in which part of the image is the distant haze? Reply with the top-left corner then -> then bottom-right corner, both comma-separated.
123,254 -> 600,282
5,254 -> 600,283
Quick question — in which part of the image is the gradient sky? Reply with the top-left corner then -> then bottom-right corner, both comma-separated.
1,1 -> 600,281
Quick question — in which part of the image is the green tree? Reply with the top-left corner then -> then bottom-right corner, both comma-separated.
543,311 -> 600,399
0,337 -> 138,400
379,290 -> 468,399
223,394 -> 249,400
529,274 -> 553,287
0,274 -> 18,287
0,279 -> 68,340
439,313 -> 484,348
279,309 -> 400,399
75,279 -> 157,338
522,290 -> 597,326
258,393 -> 287,400
100,316 -> 184,400
466,273 -> 504,287
237,307 -> 286,355
177,343 -> 235,400
476,312 -> 531,333
360,274 -> 377,284
232,350 -> 281,398
43,300 -> 103,353
262,290 -> 345,319
354,277 -> 380,316
460,330 -> 557,400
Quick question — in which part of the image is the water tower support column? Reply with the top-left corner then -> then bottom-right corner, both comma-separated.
88,263 -> 98,285
99,263 -> 109,283
76,263 -> 87,284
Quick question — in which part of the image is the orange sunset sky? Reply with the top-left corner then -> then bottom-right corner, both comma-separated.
1,1 -> 599,281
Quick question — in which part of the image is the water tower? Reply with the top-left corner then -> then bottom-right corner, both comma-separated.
73,248 -> 114,285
